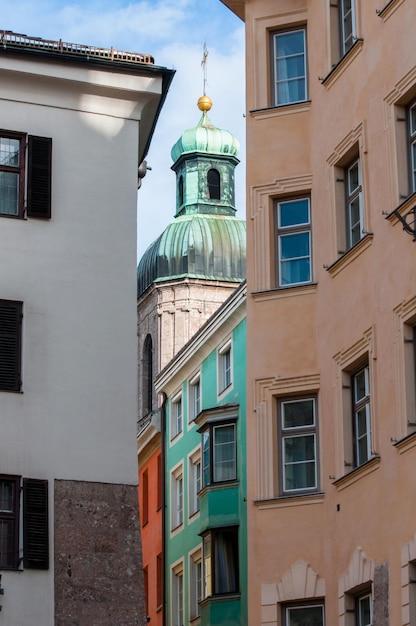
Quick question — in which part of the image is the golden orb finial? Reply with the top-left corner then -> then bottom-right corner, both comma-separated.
197,95 -> 212,112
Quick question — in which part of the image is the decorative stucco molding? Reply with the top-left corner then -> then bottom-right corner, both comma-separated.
261,560 -> 325,626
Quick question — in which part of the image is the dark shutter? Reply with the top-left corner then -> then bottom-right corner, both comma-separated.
27,136 -> 52,218
0,300 -> 22,392
23,478 -> 49,569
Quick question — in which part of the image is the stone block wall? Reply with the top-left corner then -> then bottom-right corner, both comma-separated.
54,479 -> 145,626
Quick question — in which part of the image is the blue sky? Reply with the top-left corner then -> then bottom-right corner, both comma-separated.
0,0 -> 246,259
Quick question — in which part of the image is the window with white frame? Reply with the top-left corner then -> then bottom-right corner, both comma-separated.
188,372 -> 201,423
275,197 -> 311,287
218,340 -> 232,394
171,393 -> 183,440
409,100 -> 416,194
352,364 -> 371,467
340,0 -> 357,56
189,548 -> 202,620
346,158 -> 364,249
171,465 -> 184,531
282,601 -> 325,626
171,562 -> 184,626
356,592 -> 372,626
279,397 -> 318,494
188,448 -> 201,518
202,421 -> 237,487
403,320 -> 416,435
272,28 -> 307,106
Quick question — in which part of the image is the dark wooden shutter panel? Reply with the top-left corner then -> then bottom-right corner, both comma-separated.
0,300 -> 22,392
27,136 -> 52,218
23,478 -> 49,570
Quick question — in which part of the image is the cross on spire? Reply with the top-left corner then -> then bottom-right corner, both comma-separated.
201,42 -> 208,96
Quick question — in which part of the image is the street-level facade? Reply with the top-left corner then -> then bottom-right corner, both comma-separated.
0,30 -> 173,625
222,1 -> 416,624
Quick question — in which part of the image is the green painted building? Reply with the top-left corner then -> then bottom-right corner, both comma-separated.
155,281 -> 247,626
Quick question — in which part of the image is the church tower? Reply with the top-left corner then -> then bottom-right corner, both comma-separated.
137,96 -> 246,419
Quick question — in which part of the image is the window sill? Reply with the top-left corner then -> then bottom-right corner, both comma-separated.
376,0 -> 405,20
254,491 -> 324,510
394,430 -> 416,455
321,39 -> 364,90
200,592 -> 240,607
249,100 -> 311,120
386,192 -> 416,229
188,510 -> 201,522
252,282 -> 317,302
199,480 -> 239,498
170,522 -> 184,536
169,431 -> 183,445
326,234 -> 373,277
332,456 -> 380,491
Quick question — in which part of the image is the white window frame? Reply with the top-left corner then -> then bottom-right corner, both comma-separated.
202,421 -> 237,487
188,447 -> 201,518
284,602 -> 325,626
188,372 -> 201,423
171,561 -> 184,626
340,0 -> 357,56
279,397 -> 318,494
346,158 -> 364,248
276,197 -> 311,287
352,365 -> 372,467
170,464 -> 184,531
356,591 -> 372,626
189,547 -> 202,621
272,28 -> 307,106
171,392 -> 183,440
218,339 -> 232,395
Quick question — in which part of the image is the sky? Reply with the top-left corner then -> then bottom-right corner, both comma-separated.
0,0 -> 246,260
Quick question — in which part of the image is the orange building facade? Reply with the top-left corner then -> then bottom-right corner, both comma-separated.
223,0 -> 416,624
138,424 -> 163,626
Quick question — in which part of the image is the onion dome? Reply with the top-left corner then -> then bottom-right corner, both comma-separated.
137,96 -> 246,298
171,96 -> 240,162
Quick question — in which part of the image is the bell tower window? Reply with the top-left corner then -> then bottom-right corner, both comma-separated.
178,175 -> 184,207
207,168 -> 220,200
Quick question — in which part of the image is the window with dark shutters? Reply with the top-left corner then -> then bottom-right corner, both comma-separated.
0,300 -> 22,392
27,136 -> 52,219
23,478 -> 49,570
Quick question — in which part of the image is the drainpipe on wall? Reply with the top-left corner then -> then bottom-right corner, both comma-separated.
160,392 -> 167,626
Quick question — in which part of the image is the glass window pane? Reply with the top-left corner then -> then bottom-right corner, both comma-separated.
213,424 -> 236,482
283,399 -> 315,429
358,594 -> 371,626
0,481 -> 14,512
0,138 -> 20,167
277,55 -> 305,81
0,519 -> 15,568
284,435 -> 316,490
276,31 -> 305,57
411,142 -> 416,193
348,161 -> 360,193
203,431 -> 210,486
0,171 -> 19,215
354,368 -> 368,401
287,605 -> 324,626
281,258 -> 310,286
279,199 -> 310,228
410,104 -> 416,136
280,232 -> 310,260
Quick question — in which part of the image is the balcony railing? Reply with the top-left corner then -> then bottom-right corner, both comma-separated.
0,30 -> 154,65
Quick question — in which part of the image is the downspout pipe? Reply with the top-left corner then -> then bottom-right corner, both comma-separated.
160,392 -> 167,626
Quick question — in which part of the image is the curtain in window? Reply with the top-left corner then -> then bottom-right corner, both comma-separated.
214,531 -> 238,593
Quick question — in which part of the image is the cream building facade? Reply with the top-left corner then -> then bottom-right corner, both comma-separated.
222,1 -> 416,624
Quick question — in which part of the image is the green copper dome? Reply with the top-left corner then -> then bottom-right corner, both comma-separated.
171,96 -> 239,162
137,214 -> 246,296
137,96 -> 246,298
